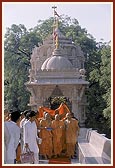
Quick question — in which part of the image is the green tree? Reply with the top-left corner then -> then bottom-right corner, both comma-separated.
4,24 -> 42,111
85,42 -> 111,138
99,44 -> 111,130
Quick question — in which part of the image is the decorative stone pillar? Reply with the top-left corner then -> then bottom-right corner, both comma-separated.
36,88 -> 43,109
27,87 -> 36,104
72,86 -> 79,119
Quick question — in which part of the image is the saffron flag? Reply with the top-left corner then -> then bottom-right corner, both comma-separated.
38,103 -> 70,119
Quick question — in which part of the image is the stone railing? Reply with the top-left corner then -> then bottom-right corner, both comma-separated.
78,128 -> 111,164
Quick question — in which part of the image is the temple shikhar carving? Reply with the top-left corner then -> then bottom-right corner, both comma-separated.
26,7 -> 89,127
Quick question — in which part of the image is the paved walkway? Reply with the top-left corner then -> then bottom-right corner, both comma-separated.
39,157 -> 80,164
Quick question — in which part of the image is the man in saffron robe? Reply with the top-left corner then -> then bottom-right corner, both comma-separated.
52,114 -> 64,158
40,113 -> 53,159
64,113 -> 79,159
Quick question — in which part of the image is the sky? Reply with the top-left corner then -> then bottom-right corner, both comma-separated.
2,2 -> 112,42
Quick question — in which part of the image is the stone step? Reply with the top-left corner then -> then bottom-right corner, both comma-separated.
71,158 -> 80,164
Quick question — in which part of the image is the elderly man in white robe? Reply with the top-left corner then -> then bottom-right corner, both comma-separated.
24,111 -> 41,164
5,111 -> 21,164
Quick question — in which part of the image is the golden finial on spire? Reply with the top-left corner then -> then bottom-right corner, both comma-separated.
52,6 -> 60,49
55,36 -> 59,49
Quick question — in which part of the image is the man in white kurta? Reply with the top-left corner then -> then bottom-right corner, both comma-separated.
5,111 -> 21,164
20,110 -> 30,152
4,109 -> 11,164
23,111 -> 39,164
4,122 -> 11,163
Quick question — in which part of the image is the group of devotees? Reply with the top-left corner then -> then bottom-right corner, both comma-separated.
4,107 -> 80,164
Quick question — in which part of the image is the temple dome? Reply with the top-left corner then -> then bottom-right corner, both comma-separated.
41,48 -> 73,70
